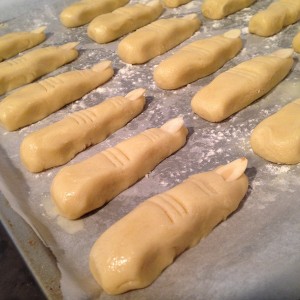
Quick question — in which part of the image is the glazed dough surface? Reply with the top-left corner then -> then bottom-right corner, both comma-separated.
0,61 -> 113,132
117,14 -> 201,64
51,117 -> 188,219
0,42 -> 79,96
202,0 -> 256,19
251,99 -> 300,164
292,32 -> 300,53
154,29 -> 242,90
0,27 -> 46,62
191,49 -> 294,122
249,0 -> 300,37
88,0 -> 164,43
89,158 -> 248,295
20,88 -> 145,172
162,0 -> 192,8
60,0 -> 129,28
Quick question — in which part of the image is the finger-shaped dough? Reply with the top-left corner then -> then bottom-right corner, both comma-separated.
0,61 -> 113,131
0,27 -> 46,62
154,29 -> 242,90
251,99 -> 300,164
89,158 -> 249,295
20,88 -> 146,173
162,0 -> 192,8
51,117 -> 188,219
117,14 -> 201,64
60,0 -> 129,28
87,0 -> 164,44
0,42 -> 79,96
292,32 -> 300,53
202,0 -> 256,19
249,0 -> 300,37
191,49 -> 294,122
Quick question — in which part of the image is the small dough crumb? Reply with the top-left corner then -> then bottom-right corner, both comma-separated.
251,98 -> 300,164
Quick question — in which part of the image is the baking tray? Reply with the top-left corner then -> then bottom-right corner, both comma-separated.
0,0 -> 300,299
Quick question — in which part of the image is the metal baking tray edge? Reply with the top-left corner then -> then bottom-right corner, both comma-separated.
0,190 -> 62,300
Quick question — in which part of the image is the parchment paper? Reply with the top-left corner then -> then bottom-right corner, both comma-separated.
0,0 -> 300,299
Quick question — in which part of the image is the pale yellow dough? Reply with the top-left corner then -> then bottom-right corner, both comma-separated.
20,88 -> 145,173
162,0 -> 192,8
191,49 -> 294,122
0,42 -> 79,96
88,0 -> 164,44
51,117 -> 188,219
60,0 -> 129,28
0,61 -> 114,131
89,158 -> 249,295
202,0 -> 256,19
292,32 -> 300,53
0,27 -> 46,62
154,29 -> 242,90
249,0 -> 300,37
117,14 -> 201,64
251,99 -> 300,164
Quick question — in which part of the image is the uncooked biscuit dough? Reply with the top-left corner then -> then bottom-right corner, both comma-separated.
0,61 -> 114,132
154,29 -> 243,90
60,0 -> 129,28
202,0 -> 256,19
0,42 -> 79,96
251,99 -> 300,164
20,88 -> 146,173
117,14 -> 201,64
162,0 -> 192,8
89,158 -> 249,295
87,0 -> 164,44
0,26 -> 46,62
292,32 -> 300,53
249,0 -> 300,37
191,49 -> 294,122
51,117 -> 188,219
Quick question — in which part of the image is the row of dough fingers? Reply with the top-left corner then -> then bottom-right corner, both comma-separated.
60,0 -> 300,39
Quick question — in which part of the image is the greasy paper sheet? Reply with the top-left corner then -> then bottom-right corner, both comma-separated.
0,0 -> 300,299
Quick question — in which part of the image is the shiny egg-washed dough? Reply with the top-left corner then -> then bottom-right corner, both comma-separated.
60,0 -> 129,28
89,158 -> 249,295
51,117 -> 188,219
162,0 -> 192,8
249,0 -> 300,37
117,14 -> 201,64
292,32 -> 300,53
0,42 -> 79,96
20,88 -> 146,173
87,0 -> 164,44
0,26 -> 46,62
202,0 -> 256,20
154,29 -> 243,90
0,61 -> 114,132
191,49 -> 294,122
251,99 -> 300,164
